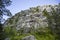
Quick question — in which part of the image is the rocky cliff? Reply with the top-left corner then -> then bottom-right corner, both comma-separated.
4,5 -> 58,29
4,4 -> 59,40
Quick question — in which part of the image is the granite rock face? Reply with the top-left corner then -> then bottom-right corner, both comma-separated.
4,5 -> 58,32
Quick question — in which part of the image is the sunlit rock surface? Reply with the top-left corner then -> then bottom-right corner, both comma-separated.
4,5 -> 58,31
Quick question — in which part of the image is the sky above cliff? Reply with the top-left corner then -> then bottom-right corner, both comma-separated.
7,0 -> 60,15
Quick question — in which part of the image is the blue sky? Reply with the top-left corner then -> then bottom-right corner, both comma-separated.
7,0 -> 60,15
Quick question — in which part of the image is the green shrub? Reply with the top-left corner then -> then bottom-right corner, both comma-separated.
4,26 -> 55,40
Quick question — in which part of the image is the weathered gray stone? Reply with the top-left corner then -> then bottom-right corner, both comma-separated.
22,35 -> 36,40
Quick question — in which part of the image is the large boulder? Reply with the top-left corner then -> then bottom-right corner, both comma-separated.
22,35 -> 36,40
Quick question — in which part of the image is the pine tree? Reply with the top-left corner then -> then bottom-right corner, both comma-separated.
0,0 -> 12,40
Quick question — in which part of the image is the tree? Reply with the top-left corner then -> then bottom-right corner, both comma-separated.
0,0 -> 12,40
43,3 -> 60,40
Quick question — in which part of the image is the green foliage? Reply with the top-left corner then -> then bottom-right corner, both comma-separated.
31,27 -> 55,40
0,0 -> 12,23
0,0 -> 12,40
43,3 -> 60,40
30,7 -> 39,13
4,26 -> 17,37
15,18 -> 18,22
43,9 -> 49,17
8,19 -> 13,24
4,26 -> 55,40
4,26 -> 31,40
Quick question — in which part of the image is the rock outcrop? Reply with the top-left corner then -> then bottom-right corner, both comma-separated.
22,35 -> 36,40
4,5 -> 58,33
